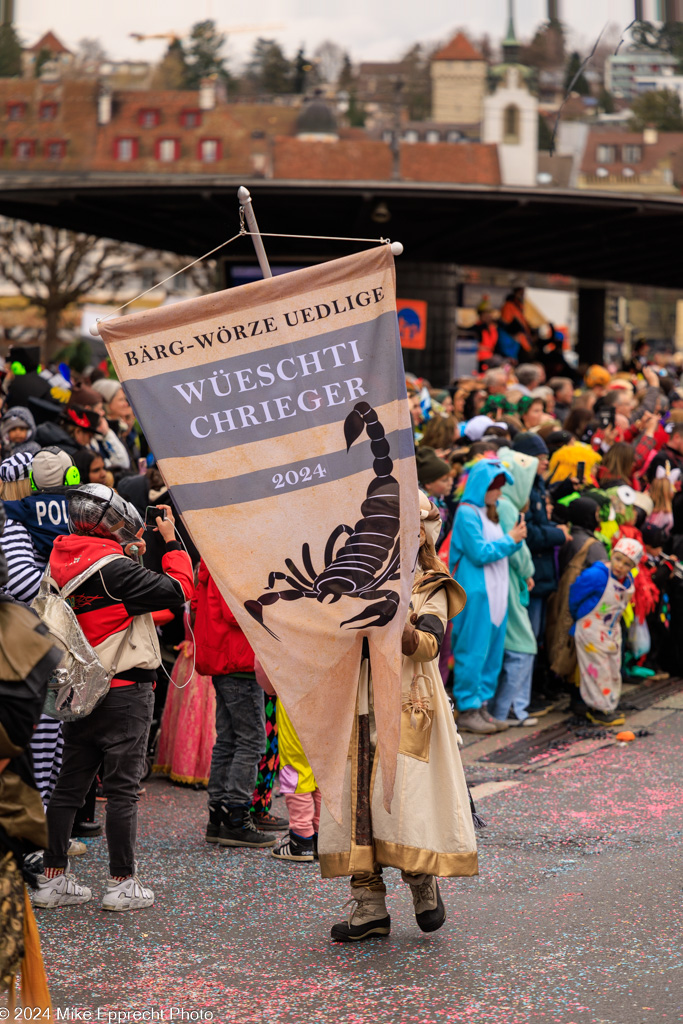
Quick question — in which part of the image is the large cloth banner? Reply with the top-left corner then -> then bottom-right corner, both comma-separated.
99,245 -> 419,822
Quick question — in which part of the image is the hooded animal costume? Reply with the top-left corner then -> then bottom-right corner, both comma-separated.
489,448 -> 538,722
448,458 -> 520,712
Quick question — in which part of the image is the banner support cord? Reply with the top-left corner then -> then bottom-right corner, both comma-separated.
237,186 -> 272,280
89,188 -> 403,336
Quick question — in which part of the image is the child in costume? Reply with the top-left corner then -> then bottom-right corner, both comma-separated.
569,537 -> 643,727
271,700 -> 321,864
647,468 -> 678,534
449,458 -> 527,734
488,447 -> 539,726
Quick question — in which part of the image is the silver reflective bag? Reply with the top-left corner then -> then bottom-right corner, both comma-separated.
32,556 -> 132,722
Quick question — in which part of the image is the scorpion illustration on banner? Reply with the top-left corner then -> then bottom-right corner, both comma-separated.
244,401 -> 401,640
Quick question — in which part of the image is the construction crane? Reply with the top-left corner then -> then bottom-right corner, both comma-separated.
130,24 -> 285,43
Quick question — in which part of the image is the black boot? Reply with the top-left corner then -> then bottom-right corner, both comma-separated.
205,804 -> 223,844
71,821 -> 102,838
218,806 -> 276,848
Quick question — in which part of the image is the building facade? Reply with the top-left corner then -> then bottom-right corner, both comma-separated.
430,32 -> 487,125
605,50 -> 678,100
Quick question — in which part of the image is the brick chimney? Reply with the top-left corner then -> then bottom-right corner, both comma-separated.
199,77 -> 217,110
98,88 -> 112,125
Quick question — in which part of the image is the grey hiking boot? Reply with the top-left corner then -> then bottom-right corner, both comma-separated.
402,871 -> 446,933
456,709 -> 497,734
330,886 -> 391,942
480,707 -> 509,731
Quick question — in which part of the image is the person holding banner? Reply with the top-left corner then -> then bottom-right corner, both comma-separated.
319,494 -> 477,942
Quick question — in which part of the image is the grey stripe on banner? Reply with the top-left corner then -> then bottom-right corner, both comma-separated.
122,310 -> 404,462
173,426 -> 416,512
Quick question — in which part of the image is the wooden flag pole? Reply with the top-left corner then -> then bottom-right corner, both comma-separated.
237,186 -> 273,280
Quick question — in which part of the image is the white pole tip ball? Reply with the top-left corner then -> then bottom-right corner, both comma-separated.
390,241 -> 404,256
89,323 -> 101,337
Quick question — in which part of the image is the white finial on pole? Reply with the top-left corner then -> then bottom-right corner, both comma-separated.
238,186 -> 273,279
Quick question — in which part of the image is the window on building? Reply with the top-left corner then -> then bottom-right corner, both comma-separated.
199,138 -> 220,162
381,130 -> 392,144
139,109 -> 161,128
402,129 -> 419,143
596,144 -> 616,163
39,102 -> 58,121
7,103 -> 25,121
503,105 -> 520,144
14,139 -> 35,159
181,110 -> 202,128
139,268 -> 157,290
425,130 -> 441,143
446,130 -> 462,143
45,139 -> 66,160
115,137 -> 138,161
622,144 -> 642,163
156,138 -> 180,162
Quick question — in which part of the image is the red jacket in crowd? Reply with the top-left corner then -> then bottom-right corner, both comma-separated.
191,558 -> 254,677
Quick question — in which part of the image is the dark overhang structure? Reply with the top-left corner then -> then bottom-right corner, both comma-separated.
0,173 -> 679,288
0,173 -> 680,378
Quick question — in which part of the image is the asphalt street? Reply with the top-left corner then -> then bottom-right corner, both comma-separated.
35,688 -> 683,1024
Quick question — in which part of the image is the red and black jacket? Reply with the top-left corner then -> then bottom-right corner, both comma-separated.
49,533 -> 194,685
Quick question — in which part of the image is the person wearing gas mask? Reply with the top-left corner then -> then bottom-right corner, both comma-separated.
33,484 -> 193,912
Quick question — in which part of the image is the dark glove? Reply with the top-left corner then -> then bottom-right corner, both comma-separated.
402,613 -> 419,656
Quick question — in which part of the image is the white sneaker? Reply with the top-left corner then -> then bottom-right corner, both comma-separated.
507,715 -> 539,728
67,839 -> 87,857
102,874 -> 154,912
33,871 -> 92,909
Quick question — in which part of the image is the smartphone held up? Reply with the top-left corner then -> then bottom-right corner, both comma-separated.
145,505 -> 167,529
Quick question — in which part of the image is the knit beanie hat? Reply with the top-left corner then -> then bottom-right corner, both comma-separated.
512,431 -> 549,458
545,429 -> 572,455
0,450 -> 33,482
31,446 -> 77,490
69,383 -> 102,408
565,496 -> 599,530
8,345 -> 40,374
584,365 -> 611,389
416,446 -> 451,486
641,522 -> 666,549
517,395 -> 542,417
92,378 -> 122,404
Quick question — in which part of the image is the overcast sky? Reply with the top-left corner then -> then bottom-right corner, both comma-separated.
18,0 -> 639,68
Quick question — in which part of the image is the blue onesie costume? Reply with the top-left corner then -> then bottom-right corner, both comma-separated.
449,458 -> 521,712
